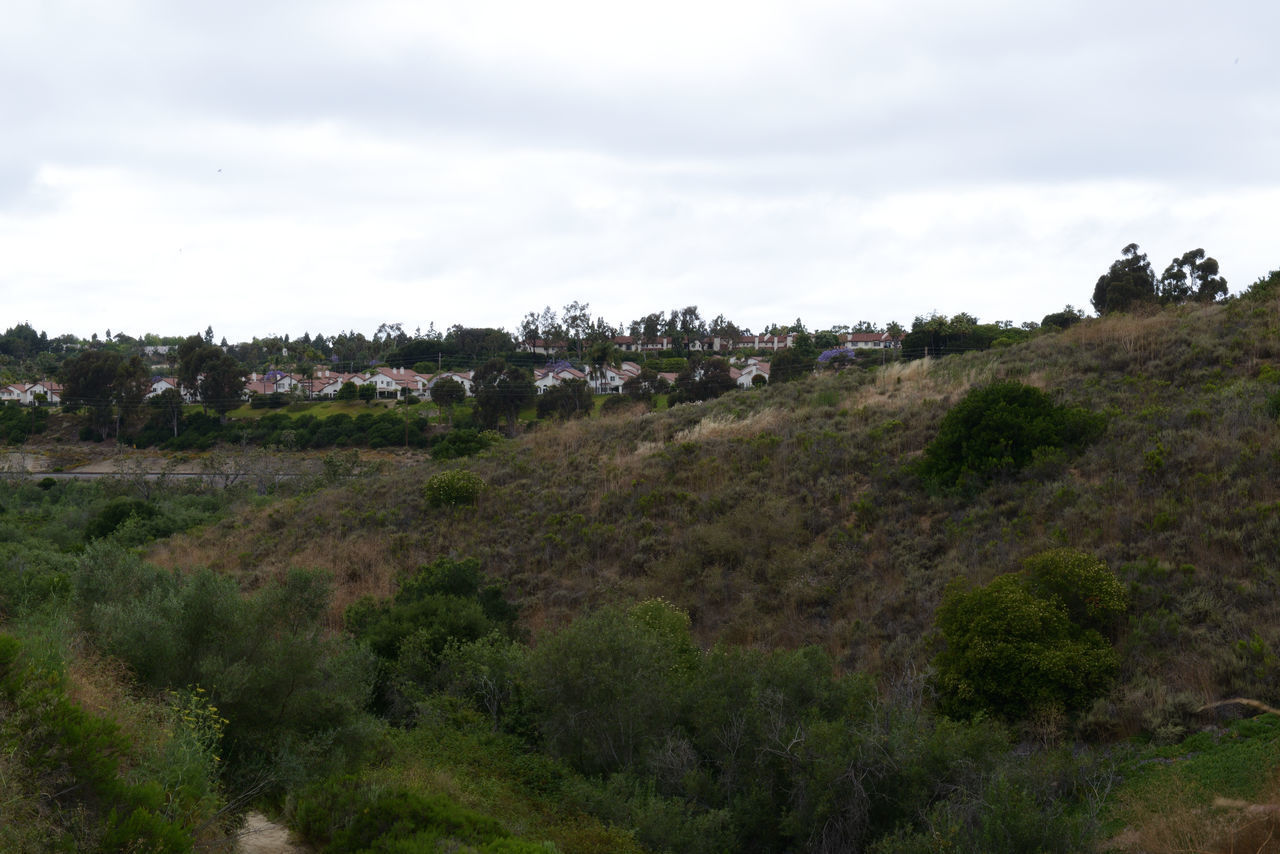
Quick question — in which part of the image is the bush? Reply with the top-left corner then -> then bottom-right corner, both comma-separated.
423,469 -> 486,508
918,381 -> 1105,491
85,497 -> 157,540
933,550 -> 1125,722
431,428 -> 499,460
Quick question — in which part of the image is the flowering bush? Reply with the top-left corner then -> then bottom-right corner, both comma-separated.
423,469 -> 486,508
817,347 -> 855,368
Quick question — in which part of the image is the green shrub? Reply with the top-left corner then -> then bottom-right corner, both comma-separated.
85,497 -> 157,540
292,775 -> 550,854
0,633 -> 193,852
933,551 -> 1125,721
431,428 -> 500,460
423,469 -> 486,507
918,381 -> 1105,490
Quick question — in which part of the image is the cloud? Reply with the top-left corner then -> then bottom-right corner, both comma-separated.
1,0 -> 1278,341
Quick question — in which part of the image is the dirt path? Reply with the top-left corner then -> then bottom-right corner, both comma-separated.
236,812 -> 313,854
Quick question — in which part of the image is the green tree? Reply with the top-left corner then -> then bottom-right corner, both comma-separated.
1241,268 -> 1280,302
60,350 -> 123,435
933,551 -> 1125,721
768,348 -> 814,383
524,600 -> 698,774
197,353 -> 249,421
358,382 -> 377,403
113,355 -> 151,433
149,388 -> 185,438
176,335 -> 247,419
473,359 -> 534,434
587,338 -> 621,394
918,381 -> 1105,491
621,366 -> 667,402
1040,304 -> 1085,330
335,381 -> 358,402
1092,243 -> 1157,314
430,376 -> 466,424
536,378 -> 592,419
1159,248 -> 1228,304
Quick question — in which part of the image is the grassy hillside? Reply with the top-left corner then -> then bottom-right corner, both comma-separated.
8,295 -> 1280,851
152,298 -> 1280,736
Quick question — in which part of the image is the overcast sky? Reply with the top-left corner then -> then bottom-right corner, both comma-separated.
3,0 -> 1277,343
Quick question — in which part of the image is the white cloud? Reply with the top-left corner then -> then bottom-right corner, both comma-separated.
1,0 -> 1277,342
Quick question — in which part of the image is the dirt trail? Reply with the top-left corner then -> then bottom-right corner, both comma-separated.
236,812 -> 313,854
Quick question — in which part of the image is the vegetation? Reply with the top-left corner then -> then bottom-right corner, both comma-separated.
933,549 -> 1125,721
10,285 -> 1280,850
917,380 -> 1106,491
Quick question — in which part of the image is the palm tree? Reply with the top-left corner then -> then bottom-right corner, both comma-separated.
587,339 -> 622,395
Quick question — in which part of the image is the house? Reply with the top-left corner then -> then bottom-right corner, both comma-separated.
534,366 -> 586,394
145,377 -> 181,399
517,339 -> 567,356
839,332 -> 902,349
735,362 -> 770,388
2,382 -> 62,404
738,333 -> 796,351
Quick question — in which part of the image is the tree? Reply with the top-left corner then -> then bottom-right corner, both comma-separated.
1092,243 -> 1157,314
536,378 -> 593,420
473,359 -> 534,434
768,348 -> 814,383
918,381 -> 1106,491
562,300 -> 591,360
524,601 -> 698,774
1159,248 -> 1228,304
1040,305 -> 1085,330
358,382 -> 377,403
696,357 -> 736,400
430,376 -> 466,424
197,353 -> 249,421
586,339 -> 621,394
61,350 -> 123,435
707,313 -> 742,343
149,388 -> 185,438
335,381 -> 358,402
1241,268 -> 1280,302
622,366 -> 667,402
113,355 -> 151,433
933,550 -> 1125,721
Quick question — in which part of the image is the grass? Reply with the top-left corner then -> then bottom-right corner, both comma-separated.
336,702 -> 646,854
1106,713 -> 1280,852
143,297 -> 1280,744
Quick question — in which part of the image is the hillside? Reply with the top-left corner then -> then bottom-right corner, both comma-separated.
150,296 -> 1280,736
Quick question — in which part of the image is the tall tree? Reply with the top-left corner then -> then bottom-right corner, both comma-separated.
198,353 -> 249,421
61,350 -> 122,435
473,359 -> 535,434
429,376 -> 465,425
587,339 -> 622,393
1092,243 -> 1157,314
113,355 -> 152,433
562,300 -> 591,360
1160,248 -> 1228,304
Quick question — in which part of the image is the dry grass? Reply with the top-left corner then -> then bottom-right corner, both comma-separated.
672,408 -> 785,444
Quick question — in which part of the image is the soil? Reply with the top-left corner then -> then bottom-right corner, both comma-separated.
235,812 -> 313,854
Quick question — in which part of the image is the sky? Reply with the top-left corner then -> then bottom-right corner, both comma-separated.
3,0 -> 1278,344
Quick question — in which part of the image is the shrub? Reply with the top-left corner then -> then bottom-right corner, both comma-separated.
423,469 -> 486,508
85,497 -> 157,540
919,381 -> 1105,490
933,550 -> 1125,721
431,428 -> 499,460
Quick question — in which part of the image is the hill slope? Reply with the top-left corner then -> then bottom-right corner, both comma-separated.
151,297 -> 1280,735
